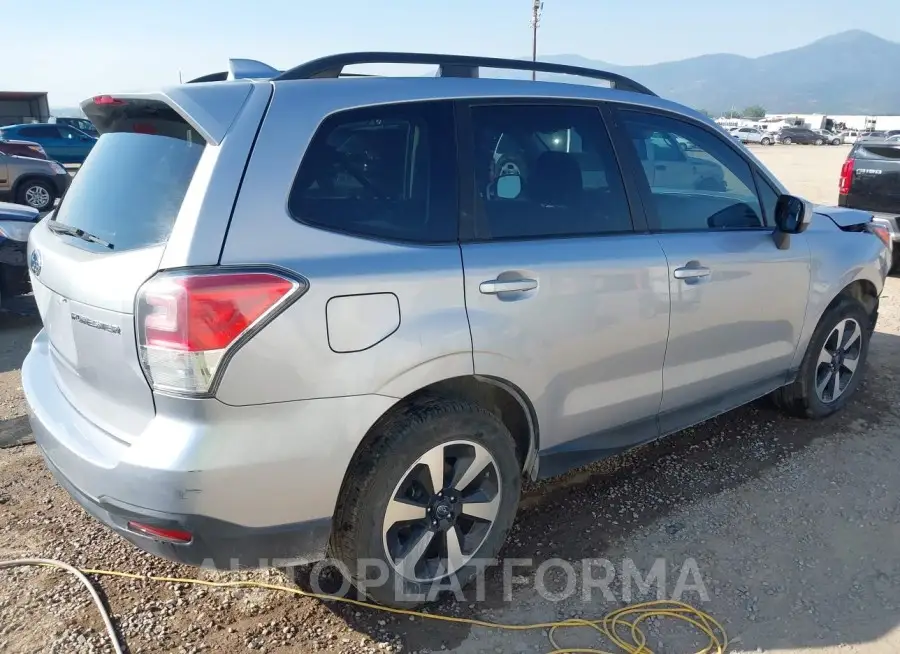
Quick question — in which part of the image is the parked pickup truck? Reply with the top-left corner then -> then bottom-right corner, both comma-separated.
839,138 -> 900,270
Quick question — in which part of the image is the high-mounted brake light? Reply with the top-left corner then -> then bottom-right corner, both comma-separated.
136,271 -> 306,395
839,158 -> 854,195
92,95 -> 126,105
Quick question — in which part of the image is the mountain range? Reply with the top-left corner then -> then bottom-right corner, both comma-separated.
50,30 -> 900,118
519,30 -> 900,115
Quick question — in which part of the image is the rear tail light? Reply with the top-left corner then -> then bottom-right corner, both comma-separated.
136,270 -> 306,395
867,222 -> 892,250
839,157 -> 854,195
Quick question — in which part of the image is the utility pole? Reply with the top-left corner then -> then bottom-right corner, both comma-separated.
530,0 -> 543,81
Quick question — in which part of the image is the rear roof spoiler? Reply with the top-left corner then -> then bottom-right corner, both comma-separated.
187,52 -> 655,96
187,59 -> 285,83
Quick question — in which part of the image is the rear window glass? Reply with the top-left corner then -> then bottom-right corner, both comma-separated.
288,101 -> 457,243
856,144 -> 900,160
52,125 -> 204,252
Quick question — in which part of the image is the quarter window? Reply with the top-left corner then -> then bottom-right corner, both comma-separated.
288,101 -> 457,243
469,103 -> 633,240
620,110 -> 766,231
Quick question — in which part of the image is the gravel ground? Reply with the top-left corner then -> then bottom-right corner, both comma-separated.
2,144 -> 900,653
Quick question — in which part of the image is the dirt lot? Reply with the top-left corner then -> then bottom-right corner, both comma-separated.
3,143 -> 900,653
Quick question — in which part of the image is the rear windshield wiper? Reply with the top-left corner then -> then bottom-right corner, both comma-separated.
47,221 -> 114,249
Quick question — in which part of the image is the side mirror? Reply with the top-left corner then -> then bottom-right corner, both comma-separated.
772,194 -> 812,250
495,174 -> 522,200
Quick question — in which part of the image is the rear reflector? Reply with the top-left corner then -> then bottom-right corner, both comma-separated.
127,521 -> 193,543
136,270 -> 306,395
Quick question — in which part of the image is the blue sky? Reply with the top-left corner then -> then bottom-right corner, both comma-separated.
7,0 -> 900,105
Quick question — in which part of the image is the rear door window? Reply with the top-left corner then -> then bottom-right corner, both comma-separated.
466,102 -> 633,240
51,101 -> 206,252
288,100 -> 458,243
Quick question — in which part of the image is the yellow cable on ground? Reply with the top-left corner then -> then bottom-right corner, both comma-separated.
1,560 -> 728,654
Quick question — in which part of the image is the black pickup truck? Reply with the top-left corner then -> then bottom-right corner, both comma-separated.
838,138 -> 900,269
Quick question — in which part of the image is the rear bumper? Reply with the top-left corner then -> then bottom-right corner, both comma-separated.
23,330 -> 397,568
42,453 -> 332,568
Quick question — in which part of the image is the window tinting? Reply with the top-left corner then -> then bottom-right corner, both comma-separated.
470,103 -> 632,240
288,101 -> 457,243
620,110 -> 765,231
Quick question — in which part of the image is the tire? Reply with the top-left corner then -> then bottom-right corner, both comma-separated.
761,137 -> 772,145
832,139 -> 841,146
782,137 -> 792,145
772,297 -> 872,419
330,396 -> 522,608
15,178 -> 55,212
815,138 -> 825,146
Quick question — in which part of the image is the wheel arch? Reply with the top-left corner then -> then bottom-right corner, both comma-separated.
791,273 -> 881,374
12,174 -> 55,202
333,374 -> 540,522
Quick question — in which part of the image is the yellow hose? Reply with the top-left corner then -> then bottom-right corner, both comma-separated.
2,560 -> 728,654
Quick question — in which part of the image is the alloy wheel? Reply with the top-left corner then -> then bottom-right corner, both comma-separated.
382,439 -> 502,583
24,185 -> 50,210
815,317 -> 863,403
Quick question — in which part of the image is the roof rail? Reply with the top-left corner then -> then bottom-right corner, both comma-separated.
273,52 -> 656,96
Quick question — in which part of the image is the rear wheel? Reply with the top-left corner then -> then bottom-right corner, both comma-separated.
15,179 -> 55,212
832,138 -> 841,145
773,297 -> 871,419
330,396 -> 522,608
782,137 -> 792,145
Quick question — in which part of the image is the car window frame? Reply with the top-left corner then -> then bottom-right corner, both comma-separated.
607,103 -> 775,234
455,98 -> 647,243
286,99 -> 460,246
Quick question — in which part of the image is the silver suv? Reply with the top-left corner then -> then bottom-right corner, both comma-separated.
24,53 -> 890,607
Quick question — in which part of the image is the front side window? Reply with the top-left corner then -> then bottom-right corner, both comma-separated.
288,101 -> 457,243
470,103 -> 632,240
620,110 -> 765,231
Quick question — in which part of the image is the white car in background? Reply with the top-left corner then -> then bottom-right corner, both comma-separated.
730,126 -> 774,145
815,129 -> 843,145
840,130 -> 860,144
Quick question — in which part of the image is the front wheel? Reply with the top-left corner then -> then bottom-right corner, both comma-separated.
772,297 -> 871,419
330,397 -> 522,608
15,179 -> 56,212
761,137 -> 772,145
815,138 -> 825,146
